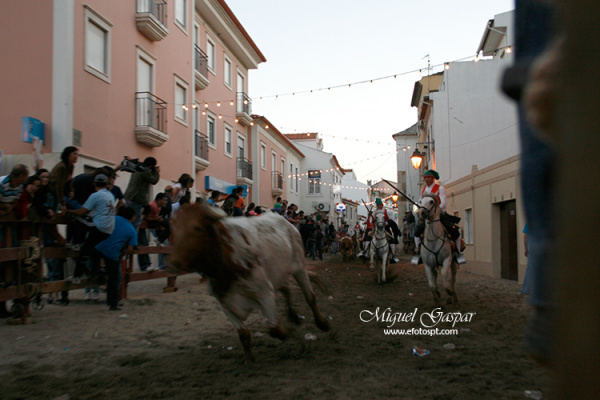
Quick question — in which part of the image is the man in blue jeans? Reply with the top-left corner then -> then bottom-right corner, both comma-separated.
95,206 -> 138,311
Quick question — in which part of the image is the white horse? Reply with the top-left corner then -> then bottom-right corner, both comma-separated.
369,212 -> 391,284
418,193 -> 459,306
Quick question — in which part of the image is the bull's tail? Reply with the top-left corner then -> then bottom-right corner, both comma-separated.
307,270 -> 330,296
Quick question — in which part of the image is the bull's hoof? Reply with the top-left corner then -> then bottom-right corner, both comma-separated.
268,326 -> 288,341
316,317 -> 330,332
288,311 -> 303,325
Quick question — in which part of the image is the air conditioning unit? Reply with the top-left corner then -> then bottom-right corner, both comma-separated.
316,202 -> 330,212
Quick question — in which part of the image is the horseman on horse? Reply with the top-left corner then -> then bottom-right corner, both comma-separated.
358,198 -> 401,263
412,170 -> 466,265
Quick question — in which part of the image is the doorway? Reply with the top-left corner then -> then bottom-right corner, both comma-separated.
499,200 -> 518,280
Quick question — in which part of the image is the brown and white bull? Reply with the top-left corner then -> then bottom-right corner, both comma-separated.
168,204 -> 330,363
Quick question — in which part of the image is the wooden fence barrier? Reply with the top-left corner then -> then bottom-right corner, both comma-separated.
0,218 -> 186,324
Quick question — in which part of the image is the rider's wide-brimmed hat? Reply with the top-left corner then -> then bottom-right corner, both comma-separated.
423,169 -> 440,180
375,198 -> 383,205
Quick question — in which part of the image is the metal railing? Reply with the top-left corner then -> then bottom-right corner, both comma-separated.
236,92 -> 252,115
136,0 -> 167,26
136,92 -> 167,134
272,171 -> 283,190
194,130 -> 208,161
237,157 -> 253,180
194,45 -> 209,78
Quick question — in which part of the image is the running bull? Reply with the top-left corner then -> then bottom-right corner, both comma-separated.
168,204 -> 330,363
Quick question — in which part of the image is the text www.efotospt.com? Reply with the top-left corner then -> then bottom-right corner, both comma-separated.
383,327 -> 459,336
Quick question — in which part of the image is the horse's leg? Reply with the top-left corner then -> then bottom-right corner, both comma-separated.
441,254 -> 459,307
369,243 -> 376,271
424,263 -> 441,305
380,248 -> 388,284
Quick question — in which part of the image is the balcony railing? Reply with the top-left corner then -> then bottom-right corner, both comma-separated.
271,171 -> 283,196
236,92 -> 252,125
135,92 -> 168,147
272,171 -> 283,190
136,0 -> 168,41
194,45 -> 208,78
194,130 -> 208,160
237,157 -> 253,180
194,45 -> 210,90
236,92 -> 252,114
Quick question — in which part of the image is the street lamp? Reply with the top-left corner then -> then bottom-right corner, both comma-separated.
410,149 -> 424,169
391,192 -> 399,205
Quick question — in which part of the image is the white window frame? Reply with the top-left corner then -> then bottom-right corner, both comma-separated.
464,208 -> 473,244
308,170 -> 321,195
136,46 -> 156,93
237,133 -> 246,159
175,0 -> 187,31
289,163 -> 294,192
84,6 -> 112,83
207,112 -> 216,148
206,35 -> 216,74
260,143 -> 267,170
224,124 -> 232,157
174,75 -> 188,125
295,167 -> 299,194
224,55 -> 232,89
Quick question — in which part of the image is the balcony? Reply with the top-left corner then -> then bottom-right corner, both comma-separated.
136,0 -> 168,41
271,171 -> 283,196
194,130 -> 210,171
236,157 -> 253,186
194,45 -> 210,90
236,92 -> 252,126
135,92 -> 168,147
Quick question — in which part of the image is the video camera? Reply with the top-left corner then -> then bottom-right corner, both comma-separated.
119,157 -> 147,173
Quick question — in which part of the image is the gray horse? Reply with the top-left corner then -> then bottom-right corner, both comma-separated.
369,212 -> 391,284
418,193 -> 459,306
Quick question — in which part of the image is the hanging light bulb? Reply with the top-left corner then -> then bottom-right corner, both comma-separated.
506,46 -> 512,53
230,100 -> 234,106
217,101 -> 221,107
444,63 -> 450,70
218,114 -> 222,119
204,103 -> 208,108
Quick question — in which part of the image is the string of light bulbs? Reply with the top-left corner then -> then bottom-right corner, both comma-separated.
251,47 -> 512,101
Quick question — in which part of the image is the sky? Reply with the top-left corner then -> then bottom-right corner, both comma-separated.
226,0 -> 514,183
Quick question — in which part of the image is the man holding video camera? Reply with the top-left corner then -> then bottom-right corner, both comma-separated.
123,157 -> 160,229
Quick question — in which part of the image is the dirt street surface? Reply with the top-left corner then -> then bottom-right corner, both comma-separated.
0,253 -> 550,400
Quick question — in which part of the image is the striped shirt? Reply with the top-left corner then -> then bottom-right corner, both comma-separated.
0,175 -> 23,204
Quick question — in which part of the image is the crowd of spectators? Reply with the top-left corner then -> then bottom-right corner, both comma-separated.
0,150 -> 363,317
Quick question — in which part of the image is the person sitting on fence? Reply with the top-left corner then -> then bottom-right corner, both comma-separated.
14,175 -> 41,220
95,206 -> 138,311
0,164 -> 29,218
67,174 -> 116,286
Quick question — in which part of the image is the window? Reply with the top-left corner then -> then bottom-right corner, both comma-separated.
308,170 -> 321,195
207,36 -> 216,72
174,77 -> 188,124
271,153 -> 277,172
289,163 -> 294,191
281,159 -> 285,177
464,208 -> 473,244
84,7 -> 112,82
175,0 -> 186,28
224,125 -> 232,155
295,167 -> 299,193
224,56 -> 232,88
207,113 -> 216,147
260,143 -> 266,169
237,134 -> 245,158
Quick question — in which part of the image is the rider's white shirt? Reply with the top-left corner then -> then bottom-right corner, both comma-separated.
422,183 -> 447,212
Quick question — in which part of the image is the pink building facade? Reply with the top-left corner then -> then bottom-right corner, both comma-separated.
0,0 -> 270,202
